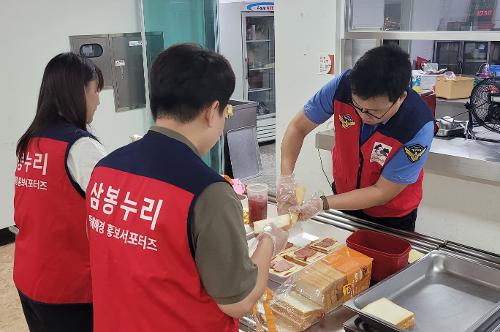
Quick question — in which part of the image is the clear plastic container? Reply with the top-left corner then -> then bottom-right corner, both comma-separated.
247,183 -> 268,224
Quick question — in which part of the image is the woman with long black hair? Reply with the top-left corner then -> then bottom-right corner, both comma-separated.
14,52 -> 106,332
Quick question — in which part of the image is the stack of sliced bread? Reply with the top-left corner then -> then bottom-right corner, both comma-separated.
293,260 -> 346,311
271,291 -> 323,331
270,247 -> 374,331
321,247 -> 373,303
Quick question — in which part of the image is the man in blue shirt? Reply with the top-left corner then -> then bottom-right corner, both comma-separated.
279,45 -> 434,231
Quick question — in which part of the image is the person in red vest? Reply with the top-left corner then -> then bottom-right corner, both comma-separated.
279,45 -> 434,231
14,53 -> 105,331
86,43 -> 288,332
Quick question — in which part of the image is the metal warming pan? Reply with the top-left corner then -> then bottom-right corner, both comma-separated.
344,250 -> 500,332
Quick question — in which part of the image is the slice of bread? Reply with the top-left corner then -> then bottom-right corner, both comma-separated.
253,214 -> 292,233
269,257 -> 304,278
283,247 -> 325,266
362,298 -> 415,330
272,290 -> 323,320
279,244 -> 300,256
294,261 -> 346,310
310,237 -> 343,254
272,306 -> 317,331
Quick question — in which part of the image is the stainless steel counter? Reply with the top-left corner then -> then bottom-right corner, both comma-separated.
240,208 -> 442,332
315,130 -> 500,184
240,204 -> 500,332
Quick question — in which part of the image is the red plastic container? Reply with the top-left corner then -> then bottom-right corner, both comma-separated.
346,230 -> 411,282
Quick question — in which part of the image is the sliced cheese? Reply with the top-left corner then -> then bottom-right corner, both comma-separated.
408,249 -> 424,264
362,298 -> 415,329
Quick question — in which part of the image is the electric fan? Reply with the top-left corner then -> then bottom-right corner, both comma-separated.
465,77 -> 500,142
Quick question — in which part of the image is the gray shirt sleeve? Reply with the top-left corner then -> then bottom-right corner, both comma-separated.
192,182 -> 258,305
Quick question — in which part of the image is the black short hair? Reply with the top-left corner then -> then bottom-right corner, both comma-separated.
350,44 -> 411,102
150,43 -> 235,122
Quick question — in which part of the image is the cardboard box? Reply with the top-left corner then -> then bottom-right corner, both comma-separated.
435,76 -> 474,99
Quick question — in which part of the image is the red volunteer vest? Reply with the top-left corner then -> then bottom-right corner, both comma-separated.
87,131 -> 238,332
332,72 -> 432,218
14,124 -> 93,304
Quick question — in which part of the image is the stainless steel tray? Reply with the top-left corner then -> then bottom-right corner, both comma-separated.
344,250 -> 500,332
436,127 -> 465,137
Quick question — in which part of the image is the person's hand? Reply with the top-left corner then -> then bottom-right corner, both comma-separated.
289,196 -> 323,221
277,174 -> 297,215
257,224 -> 289,257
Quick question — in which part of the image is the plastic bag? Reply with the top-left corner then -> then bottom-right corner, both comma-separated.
255,246 -> 373,331
444,71 -> 456,80
252,288 -> 278,332
422,62 -> 439,74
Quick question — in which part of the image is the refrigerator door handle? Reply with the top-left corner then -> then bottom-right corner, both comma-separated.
244,57 -> 249,79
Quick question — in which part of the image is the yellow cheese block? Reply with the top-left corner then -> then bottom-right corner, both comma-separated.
362,298 -> 415,330
408,249 -> 424,264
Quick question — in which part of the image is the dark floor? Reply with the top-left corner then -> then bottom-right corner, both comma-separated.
243,142 -> 276,194
0,228 -> 15,246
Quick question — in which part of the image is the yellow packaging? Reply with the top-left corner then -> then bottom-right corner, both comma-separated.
321,246 -> 373,303
264,247 -> 373,331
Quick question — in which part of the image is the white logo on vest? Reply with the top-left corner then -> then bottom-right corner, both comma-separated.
370,142 -> 392,166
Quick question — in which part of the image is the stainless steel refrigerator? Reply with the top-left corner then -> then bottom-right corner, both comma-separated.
242,11 -> 275,143
219,4 -> 276,143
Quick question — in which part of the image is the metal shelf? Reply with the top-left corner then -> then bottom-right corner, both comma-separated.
246,39 -> 271,43
257,113 -> 276,120
248,87 -> 272,93
249,66 -> 275,71
344,30 -> 500,42
437,97 -> 469,104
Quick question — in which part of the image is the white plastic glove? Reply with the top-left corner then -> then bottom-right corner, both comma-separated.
277,174 -> 297,215
289,195 -> 323,221
257,223 -> 289,257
